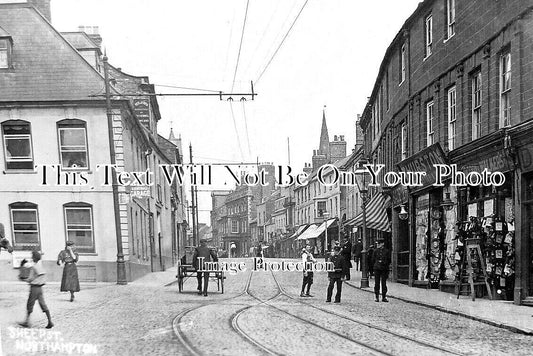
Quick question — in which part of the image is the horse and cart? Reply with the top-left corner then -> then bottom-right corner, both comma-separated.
176,246 -> 225,294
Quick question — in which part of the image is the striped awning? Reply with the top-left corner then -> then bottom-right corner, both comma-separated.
297,224 -> 319,240
346,194 -> 391,232
289,224 -> 310,239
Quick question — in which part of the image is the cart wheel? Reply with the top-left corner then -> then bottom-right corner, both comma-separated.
220,272 -> 224,294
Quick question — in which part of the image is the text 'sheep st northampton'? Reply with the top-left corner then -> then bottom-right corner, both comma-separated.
36,163 -> 505,188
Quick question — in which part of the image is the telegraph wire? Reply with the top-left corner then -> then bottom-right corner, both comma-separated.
154,84 -> 220,93
231,0 -> 251,92
255,0 -> 309,85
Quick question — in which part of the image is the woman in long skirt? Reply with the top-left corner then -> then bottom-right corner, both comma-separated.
57,241 -> 80,301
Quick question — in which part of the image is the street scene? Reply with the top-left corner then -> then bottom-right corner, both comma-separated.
1,0 -> 533,355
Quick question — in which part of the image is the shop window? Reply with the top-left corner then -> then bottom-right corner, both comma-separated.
2,120 -> 34,170
9,202 -> 40,251
64,203 -> 95,253
471,71 -> 482,140
499,51 -> 511,128
57,119 -> 89,169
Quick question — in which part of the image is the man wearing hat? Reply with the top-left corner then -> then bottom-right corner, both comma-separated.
326,245 -> 348,303
193,238 -> 218,296
373,237 -> 391,302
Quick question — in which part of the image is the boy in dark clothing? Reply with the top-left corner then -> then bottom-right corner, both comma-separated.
19,251 -> 53,328
352,239 -> 363,271
326,246 -> 348,303
373,238 -> 391,302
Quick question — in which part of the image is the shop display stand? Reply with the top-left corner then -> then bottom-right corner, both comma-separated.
456,239 -> 492,301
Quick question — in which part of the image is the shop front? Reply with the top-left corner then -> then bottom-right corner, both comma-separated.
451,131 -> 516,300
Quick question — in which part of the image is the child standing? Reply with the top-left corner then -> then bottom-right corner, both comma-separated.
19,250 -> 53,328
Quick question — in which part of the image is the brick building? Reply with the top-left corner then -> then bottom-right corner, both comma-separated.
359,0 -> 533,304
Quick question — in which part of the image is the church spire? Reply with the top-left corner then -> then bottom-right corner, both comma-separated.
319,105 -> 330,158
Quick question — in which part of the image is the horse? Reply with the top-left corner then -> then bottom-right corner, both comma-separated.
0,223 -> 13,253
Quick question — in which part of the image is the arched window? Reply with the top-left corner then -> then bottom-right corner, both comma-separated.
2,120 -> 34,170
63,202 -> 95,253
9,202 -> 40,250
57,119 -> 89,169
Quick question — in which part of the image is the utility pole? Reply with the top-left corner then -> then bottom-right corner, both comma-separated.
104,52 -> 127,285
189,143 -> 197,246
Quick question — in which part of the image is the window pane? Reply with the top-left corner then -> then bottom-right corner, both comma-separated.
61,152 -> 87,168
5,137 -> 32,159
13,210 -> 37,223
67,231 -> 93,248
60,128 -> 86,147
14,232 -> 39,245
66,208 -> 91,225
0,50 -> 7,68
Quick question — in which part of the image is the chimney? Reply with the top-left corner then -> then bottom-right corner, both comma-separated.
28,0 -> 51,22
355,116 -> 364,150
303,163 -> 312,174
79,26 -> 103,48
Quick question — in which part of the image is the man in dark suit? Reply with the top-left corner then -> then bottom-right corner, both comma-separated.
326,246 -> 348,303
373,237 -> 391,302
193,239 -> 218,296
352,238 -> 363,271
341,236 -> 352,280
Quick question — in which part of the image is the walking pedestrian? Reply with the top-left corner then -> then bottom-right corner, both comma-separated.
352,238 -> 363,271
193,238 -> 218,296
300,245 -> 316,297
367,243 -> 375,278
57,240 -> 80,302
341,236 -> 352,280
18,251 -> 53,328
374,238 -> 391,302
326,245 -> 348,303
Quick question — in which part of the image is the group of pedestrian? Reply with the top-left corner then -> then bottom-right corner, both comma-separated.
299,236 -> 391,304
16,240 -> 82,328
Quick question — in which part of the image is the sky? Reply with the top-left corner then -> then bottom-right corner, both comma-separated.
45,0 -> 422,223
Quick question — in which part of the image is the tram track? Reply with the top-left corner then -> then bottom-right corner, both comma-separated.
269,271 -> 465,356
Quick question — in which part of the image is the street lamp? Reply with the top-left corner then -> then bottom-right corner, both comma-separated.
398,204 -> 409,220
354,157 -> 369,288
323,211 -> 330,256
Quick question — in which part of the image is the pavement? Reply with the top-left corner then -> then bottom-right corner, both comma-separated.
345,270 -> 533,335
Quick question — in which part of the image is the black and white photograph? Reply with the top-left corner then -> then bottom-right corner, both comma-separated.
1,0 -> 533,355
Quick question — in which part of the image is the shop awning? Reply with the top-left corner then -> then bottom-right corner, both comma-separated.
314,218 -> 336,237
345,194 -> 391,232
289,224 -> 309,239
297,224 -> 319,240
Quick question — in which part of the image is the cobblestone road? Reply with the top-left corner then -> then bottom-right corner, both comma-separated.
0,258 -> 531,355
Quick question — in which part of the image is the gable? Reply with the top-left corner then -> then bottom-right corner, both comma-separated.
0,5 -> 109,102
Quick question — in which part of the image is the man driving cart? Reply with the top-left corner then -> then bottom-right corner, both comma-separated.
193,238 -> 218,296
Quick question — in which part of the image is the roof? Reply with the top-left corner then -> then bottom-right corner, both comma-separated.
0,3 -> 110,102
61,32 -> 99,50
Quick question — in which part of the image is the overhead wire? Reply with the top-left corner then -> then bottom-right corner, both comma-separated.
231,0 -> 251,92
154,84 -> 220,93
255,0 -> 310,85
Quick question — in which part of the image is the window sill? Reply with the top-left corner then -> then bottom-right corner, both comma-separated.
443,33 -> 455,44
78,253 -> 98,256
3,170 -> 38,174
